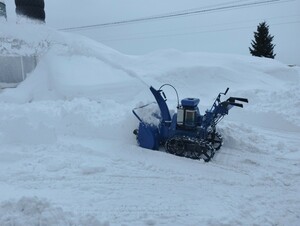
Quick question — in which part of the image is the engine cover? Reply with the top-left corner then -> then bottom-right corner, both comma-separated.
177,98 -> 200,129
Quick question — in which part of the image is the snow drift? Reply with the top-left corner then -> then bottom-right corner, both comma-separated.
0,23 -> 300,226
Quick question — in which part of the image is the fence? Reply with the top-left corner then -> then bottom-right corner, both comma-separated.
0,55 -> 38,84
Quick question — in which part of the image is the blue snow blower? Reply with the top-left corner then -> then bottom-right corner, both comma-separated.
133,84 -> 248,161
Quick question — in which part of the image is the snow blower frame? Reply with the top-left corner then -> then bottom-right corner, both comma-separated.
133,84 -> 248,161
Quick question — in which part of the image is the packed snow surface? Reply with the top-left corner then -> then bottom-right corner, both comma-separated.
0,23 -> 300,226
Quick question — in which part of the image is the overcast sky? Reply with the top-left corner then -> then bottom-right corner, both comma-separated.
4,0 -> 300,65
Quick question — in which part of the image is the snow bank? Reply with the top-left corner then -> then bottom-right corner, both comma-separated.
1,23 -> 144,103
1,23 -> 299,106
0,23 -> 54,57
0,98 -> 132,145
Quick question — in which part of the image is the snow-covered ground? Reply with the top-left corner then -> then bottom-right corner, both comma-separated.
0,23 -> 300,226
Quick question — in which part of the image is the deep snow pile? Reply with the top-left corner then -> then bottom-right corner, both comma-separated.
0,23 -> 300,226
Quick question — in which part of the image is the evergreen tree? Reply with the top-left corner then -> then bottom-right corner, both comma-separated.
249,21 -> 276,59
15,0 -> 45,22
0,0 -> 7,20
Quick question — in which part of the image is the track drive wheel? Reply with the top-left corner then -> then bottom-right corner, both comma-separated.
207,132 -> 223,151
165,136 -> 185,157
165,136 -> 215,162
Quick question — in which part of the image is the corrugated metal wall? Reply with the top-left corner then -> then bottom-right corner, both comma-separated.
0,56 -> 37,83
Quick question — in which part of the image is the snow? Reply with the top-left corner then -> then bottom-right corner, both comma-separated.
0,23 -> 300,226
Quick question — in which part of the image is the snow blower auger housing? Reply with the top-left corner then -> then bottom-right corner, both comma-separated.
132,84 -> 248,162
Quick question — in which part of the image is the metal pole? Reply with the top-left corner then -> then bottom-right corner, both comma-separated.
20,56 -> 25,81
